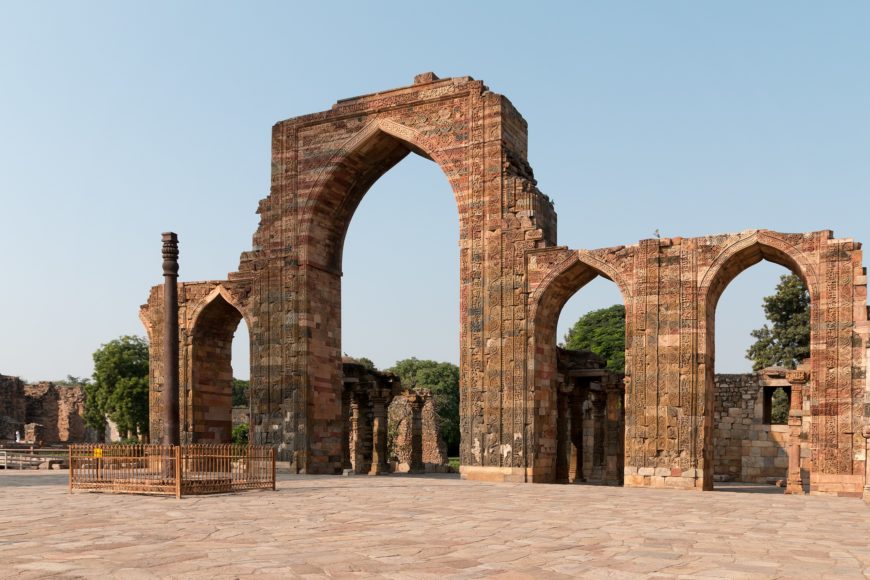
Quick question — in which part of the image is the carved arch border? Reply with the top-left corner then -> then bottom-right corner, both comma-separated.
697,231 -> 820,306
528,248 -> 633,330
187,285 -> 253,334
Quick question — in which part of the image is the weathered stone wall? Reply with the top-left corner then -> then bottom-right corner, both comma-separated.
0,374 -> 26,439
528,230 -> 869,496
0,376 -> 89,444
421,397 -> 448,467
713,373 -> 789,483
388,395 -> 448,472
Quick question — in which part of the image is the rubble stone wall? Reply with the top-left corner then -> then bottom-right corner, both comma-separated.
0,374 -> 26,439
0,376 -> 89,444
713,373 -> 789,483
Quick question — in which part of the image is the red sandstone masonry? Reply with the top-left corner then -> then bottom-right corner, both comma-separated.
141,75 -> 870,496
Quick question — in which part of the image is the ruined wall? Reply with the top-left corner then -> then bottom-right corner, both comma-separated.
528,230 -> 868,495
0,374 -> 26,439
388,395 -> 448,471
713,373 -> 789,483
0,376 -> 89,444
421,397 -> 448,467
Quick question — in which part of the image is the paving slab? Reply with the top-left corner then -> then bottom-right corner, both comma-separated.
1,472 -> 868,578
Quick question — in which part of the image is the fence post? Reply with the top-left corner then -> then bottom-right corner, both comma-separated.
271,448 -> 276,491
175,446 -> 182,500
68,446 -> 74,494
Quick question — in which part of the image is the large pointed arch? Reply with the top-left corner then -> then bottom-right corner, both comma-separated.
527,249 -> 631,482
301,119 -> 465,273
188,288 -> 250,443
697,230 -> 821,490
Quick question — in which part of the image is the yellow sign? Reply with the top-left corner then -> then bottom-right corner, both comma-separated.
94,448 -> 103,458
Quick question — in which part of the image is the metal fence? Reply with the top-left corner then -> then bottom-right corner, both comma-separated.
68,444 -> 275,498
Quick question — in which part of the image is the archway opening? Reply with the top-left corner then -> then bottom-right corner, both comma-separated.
337,141 -> 459,475
532,257 -> 628,484
189,293 -> 250,444
705,244 -> 813,493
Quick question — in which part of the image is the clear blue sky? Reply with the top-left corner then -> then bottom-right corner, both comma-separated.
1,2 -> 867,381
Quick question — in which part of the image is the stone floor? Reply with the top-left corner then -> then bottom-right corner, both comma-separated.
1,472 -> 869,579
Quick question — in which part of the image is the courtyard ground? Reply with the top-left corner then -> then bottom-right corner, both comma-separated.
1,471 -> 869,579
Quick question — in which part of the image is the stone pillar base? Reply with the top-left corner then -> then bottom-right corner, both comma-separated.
623,467 -> 706,490
460,466 -> 531,483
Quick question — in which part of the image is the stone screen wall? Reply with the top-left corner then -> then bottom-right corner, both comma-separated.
713,372 -> 790,484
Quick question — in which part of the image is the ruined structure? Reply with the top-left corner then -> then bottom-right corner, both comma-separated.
141,74 -> 869,497
341,358 -> 447,474
554,348 -> 624,486
0,374 -> 91,444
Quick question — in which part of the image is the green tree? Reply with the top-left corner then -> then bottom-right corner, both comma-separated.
562,304 -> 626,373
232,423 -> 249,445
388,358 -> 460,455
746,274 -> 810,371
85,335 -> 149,440
357,357 -> 376,370
232,378 -> 249,407
770,387 -> 789,424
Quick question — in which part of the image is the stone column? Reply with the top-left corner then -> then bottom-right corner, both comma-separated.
161,232 -> 180,446
604,380 -> 622,484
369,390 -> 389,475
350,395 -> 365,474
591,389 -> 607,481
570,385 -> 585,482
784,370 -> 808,495
406,392 -> 425,474
341,387 -> 352,471
555,383 -> 571,483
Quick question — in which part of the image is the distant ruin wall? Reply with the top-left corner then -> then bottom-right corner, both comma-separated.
0,374 -> 91,444
0,374 -> 26,439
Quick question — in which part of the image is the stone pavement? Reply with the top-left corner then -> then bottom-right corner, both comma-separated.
1,472 -> 869,579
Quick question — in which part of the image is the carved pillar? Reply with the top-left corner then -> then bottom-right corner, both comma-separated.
591,387 -> 606,481
161,232 -> 180,446
350,394 -> 367,474
555,383 -> 571,483
785,370 -> 808,495
604,380 -> 623,485
341,387 -> 352,471
369,390 -> 389,475
570,384 -> 585,482
407,392 -> 425,474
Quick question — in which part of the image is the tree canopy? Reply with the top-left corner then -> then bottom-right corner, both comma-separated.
232,378 -> 249,407
746,274 -> 810,371
85,335 -> 149,440
562,304 -> 626,373
388,357 -> 460,455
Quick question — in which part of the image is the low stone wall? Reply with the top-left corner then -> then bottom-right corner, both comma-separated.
713,371 -> 790,483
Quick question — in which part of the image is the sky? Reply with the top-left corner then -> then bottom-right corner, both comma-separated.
1,1 -> 868,381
